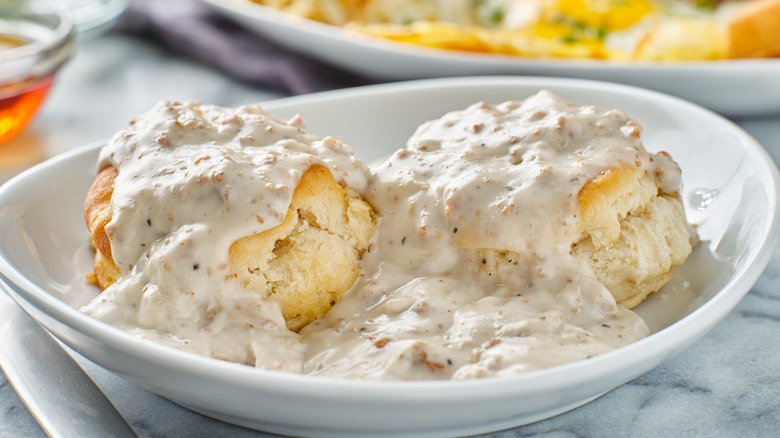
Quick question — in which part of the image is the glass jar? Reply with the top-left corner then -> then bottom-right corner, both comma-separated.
0,2 -> 75,145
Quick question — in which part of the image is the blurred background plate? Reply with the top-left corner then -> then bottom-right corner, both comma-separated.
202,0 -> 780,118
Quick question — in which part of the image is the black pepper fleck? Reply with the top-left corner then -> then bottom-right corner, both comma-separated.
401,236 -> 406,245
193,264 -> 199,270
147,218 -> 152,226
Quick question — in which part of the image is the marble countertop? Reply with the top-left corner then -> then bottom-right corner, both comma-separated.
2,30 -> 780,438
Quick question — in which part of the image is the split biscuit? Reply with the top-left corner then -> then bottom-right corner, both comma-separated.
84,164 -> 376,332
228,165 -> 376,331
571,166 -> 692,308
473,165 -> 692,308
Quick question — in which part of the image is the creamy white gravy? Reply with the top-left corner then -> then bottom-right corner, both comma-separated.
83,91 -> 683,380
83,101 -> 370,370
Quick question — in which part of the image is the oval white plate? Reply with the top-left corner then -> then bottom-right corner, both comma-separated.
201,0 -> 780,117
0,77 -> 778,438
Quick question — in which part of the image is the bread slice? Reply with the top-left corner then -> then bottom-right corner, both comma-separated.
727,0 -> 780,58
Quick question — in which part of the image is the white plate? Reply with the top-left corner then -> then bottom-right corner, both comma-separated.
201,0 -> 780,117
0,77 -> 778,438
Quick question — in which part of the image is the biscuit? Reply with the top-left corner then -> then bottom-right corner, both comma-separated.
84,166 -> 120,290
572,166 -> 692,308
229,165 -> 376,331
473,165 -> 691,308
84,164 -> 376,332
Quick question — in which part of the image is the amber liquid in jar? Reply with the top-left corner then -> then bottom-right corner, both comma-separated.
0,35 -> 54,144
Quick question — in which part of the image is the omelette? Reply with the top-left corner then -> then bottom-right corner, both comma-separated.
249,0 -> 780,60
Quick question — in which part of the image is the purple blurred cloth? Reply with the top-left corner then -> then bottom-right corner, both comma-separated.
114,0 -> 375,95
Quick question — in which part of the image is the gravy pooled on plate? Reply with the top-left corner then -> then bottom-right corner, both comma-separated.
82,91 -> 692,380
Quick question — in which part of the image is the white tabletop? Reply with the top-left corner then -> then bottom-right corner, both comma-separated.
2,31 -> 780,437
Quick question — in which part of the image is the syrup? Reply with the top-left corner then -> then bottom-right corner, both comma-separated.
0,35 -> 55,145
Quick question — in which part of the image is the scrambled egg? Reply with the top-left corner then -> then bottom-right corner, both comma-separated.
250,0 -> 780,60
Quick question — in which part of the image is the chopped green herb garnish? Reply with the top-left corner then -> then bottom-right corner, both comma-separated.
490,8 -> 505,24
